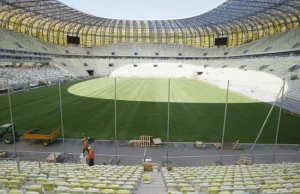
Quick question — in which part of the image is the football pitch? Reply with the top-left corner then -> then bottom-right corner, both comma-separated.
0,77 -> 299,143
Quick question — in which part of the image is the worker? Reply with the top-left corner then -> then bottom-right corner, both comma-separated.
83,138 -> 89,156
88,146 -> 94,166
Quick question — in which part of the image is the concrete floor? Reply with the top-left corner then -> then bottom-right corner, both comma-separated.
1,139 -> 300,166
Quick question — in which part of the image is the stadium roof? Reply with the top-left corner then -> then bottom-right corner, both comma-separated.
0,0 -> 299,47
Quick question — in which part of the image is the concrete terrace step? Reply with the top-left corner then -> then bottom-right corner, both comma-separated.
136,172 -> 166,194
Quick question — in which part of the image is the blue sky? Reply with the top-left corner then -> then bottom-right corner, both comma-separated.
58,0 -> 226,20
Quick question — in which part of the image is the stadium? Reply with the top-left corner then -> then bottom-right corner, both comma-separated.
0,0 -> 300,193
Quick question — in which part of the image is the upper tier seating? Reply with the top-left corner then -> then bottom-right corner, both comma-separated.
1,27 -> 300,57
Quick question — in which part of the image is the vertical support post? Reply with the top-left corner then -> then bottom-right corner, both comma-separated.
59,80 -> 65,153
114,78 -> 118,163
250,85 -> 284,153
7,78 -> 17,157
273,81 -> 285,163
17,156 -> 20,173
220,80 -> 229,164
166,78 -> 170,163
54,153 -> 56,165
143,148 -> 147,162
38,157 -> 41,169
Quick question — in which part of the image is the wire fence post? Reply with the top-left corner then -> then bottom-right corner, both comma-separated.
114,78 -> 118,163
7,78 -> 17,157
59,80 -> 65,153
166,78 -> 170,163
273,81 -> 285,163
54,152 -> 56,165
17,156 -> 20,173
143,148 -> 147,162
38,157 -> 41,169
250,85 -> 284,153
220,80 -> 229,164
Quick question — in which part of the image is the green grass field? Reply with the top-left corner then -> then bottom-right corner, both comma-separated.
0,78 -> 299,143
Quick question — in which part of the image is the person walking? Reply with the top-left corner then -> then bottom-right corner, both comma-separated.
88,146 -> 95,166
83,138 -> 89,156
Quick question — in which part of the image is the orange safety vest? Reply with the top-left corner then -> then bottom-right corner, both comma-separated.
88,149 -> 95,160
83,140 -> 88,148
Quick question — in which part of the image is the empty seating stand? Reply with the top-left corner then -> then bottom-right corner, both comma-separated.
162,163 -> 300,194
0,160 -> 144,194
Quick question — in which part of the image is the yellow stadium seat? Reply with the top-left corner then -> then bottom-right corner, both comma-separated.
8,180 -> 20,189
143,174 -> 151,184
101,189 -> 115,194
25,185 -> 43,194
208,187 -> 220,194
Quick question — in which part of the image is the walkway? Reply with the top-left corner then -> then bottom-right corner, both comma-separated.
137,172 -> 166,194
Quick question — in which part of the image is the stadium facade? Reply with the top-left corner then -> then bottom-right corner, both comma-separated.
0,0 -> 299,47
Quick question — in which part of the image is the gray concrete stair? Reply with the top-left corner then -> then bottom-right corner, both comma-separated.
136,172 -> 166,194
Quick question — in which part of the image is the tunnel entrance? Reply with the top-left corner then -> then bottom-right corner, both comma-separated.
86,70 -> 94,76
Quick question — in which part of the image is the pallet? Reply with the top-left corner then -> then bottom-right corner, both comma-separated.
214,140 -> 243,150
213,143 -> 222,149
237,156 -> 252,165
140,136 -> 152,147
153,138 -> 162,145
130,140 -> 141,147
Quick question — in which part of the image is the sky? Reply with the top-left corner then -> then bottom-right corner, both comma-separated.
58,0 -> 227,20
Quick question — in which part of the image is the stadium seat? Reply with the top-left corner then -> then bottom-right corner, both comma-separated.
180,187 -> 194,194
277,189 -> 293,194
116,190 -> 131,194
86,188 -> 100,194
25,185 -> 43,194
292,188 -> 300,194
7,180 -> 20,189
82,183 -> 93,190
43,181 -> 55,191
34,178 -> 46,185
247,185 -> 260,194
233,191 -> 246,194
70,188 -> 85,194
0,179 -> 8,189
107,184 -> 120,191
54,186 -> 70,194
0,190 -> 7,194
69,183 -> 80,189
101,189 -> 115,194
199,183 -> 210,192
142,174 -> 151,184
8,190 -> 22,194
95,183 -> 106,191
55,182 -> 69,187
219,192 -> 231,194
167,182 -> 178,192
208,187 -> 221,194
121,185 -> 134,192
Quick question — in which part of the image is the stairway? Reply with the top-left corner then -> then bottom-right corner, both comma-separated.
136,172 -> 166,194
